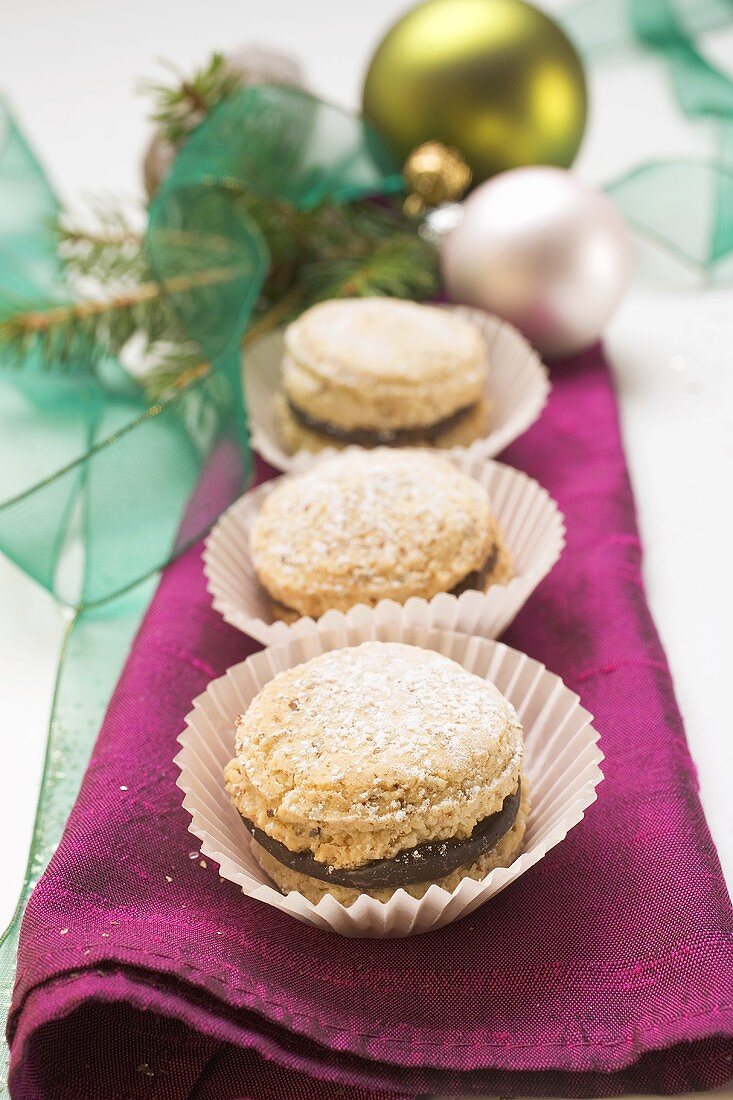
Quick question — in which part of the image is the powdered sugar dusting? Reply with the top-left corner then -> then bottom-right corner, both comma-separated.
285,297 -> 487,383
251,449 -> 493,611
236,642 -> 523,815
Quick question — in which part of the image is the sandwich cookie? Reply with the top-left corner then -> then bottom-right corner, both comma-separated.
251,448 -> 512,621
274,297 -> 491,453
225,641 -> 528,904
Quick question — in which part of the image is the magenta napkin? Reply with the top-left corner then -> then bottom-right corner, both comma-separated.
8,347 -> 733,1099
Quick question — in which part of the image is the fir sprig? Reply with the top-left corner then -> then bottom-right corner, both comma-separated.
0,192 -> 440,399
0,51 -> 444,395
298,206 -> 439,303
0,244 -> 243,378
300,236 -> 438,303
56,203 -> 146,284
141,53 -> 242,144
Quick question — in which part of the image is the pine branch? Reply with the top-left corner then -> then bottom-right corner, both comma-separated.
301,236 -> 438,304
56,204 -> 146,284
135,342 -> 210,399
302,202 -> 405,259
0,194 -> 440,398
0,263 -> 242,373
141,53 -> 242,144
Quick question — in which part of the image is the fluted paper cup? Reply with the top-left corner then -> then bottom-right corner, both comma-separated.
245,305 -> 550,473
203,450 -> 565,646
175,615 -> 602,938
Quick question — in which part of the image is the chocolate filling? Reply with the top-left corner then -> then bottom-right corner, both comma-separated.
450,545 -> 498,596
243,782 -> 521,890
288,398 -> 476,446
271,546 -> 499,619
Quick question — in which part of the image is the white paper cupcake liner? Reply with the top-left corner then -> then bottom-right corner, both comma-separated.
203,449 -> 565,646
175,614 -> 602,938
245,304 -> 550,473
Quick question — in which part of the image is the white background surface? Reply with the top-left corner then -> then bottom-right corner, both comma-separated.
0,0 -> 731,1082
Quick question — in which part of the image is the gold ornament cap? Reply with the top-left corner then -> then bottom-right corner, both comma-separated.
402,141 -> 472,216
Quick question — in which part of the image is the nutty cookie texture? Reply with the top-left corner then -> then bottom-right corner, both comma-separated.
251,448 -> 512,620
224,641 -> 526,904
276,297 -> 490,453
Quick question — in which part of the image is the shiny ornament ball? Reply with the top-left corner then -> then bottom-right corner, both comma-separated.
442,167 -> 632,357
362,0 -> 587,185
403,142 -> 473,215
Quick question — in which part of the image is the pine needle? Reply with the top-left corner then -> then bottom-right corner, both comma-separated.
301,236 -> 439,305
0,52 -> 446,395
0,187 -> 441,398
0,263 -> 242,376
140,53 -> 242,144
56,203 -> 146,284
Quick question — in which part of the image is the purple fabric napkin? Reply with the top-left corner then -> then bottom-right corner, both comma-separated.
8,347 -> 733,1099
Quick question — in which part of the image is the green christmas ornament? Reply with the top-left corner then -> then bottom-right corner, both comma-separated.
362,0 -> 588,185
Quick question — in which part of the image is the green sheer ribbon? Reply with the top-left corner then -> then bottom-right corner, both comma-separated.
563,0 -> 733,274
0,86 -> 401,1089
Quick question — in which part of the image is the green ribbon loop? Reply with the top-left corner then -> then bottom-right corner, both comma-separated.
630,0 -> 733,118
563,0 -> 733,272
563,0 -> 732,58
0,102 -> 64,311
0,86 -> 401,611
0,90 -> 249,608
